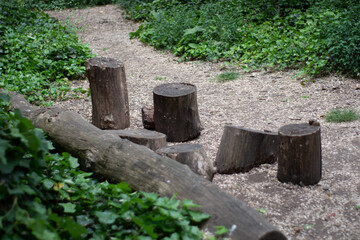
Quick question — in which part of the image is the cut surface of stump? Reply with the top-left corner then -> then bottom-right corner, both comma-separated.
215,125 -> 278,174
156,144 -> 215,181
86,57 -> 130,130
277,123 -> 322,185
106,128 -> 166,151
153,83 -> 201,142
141,105 -> 155,130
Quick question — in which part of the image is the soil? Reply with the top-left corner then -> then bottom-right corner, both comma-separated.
47,4 -> 360,240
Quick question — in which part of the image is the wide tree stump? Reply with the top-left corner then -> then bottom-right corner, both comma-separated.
156,144 -> 215,181
277,123 -> 322,185
5,90 -> 287,240
215,125 -> 278,174
106,128 -> 166,151
153,83 -> 201,142
86,57 -> 130,130
141,105 -> 155,130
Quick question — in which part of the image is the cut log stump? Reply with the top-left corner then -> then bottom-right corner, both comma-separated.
153,83 -> 201,142
86,57 -> 130,130
106,128 -> 166,151
277,123 -> 322,185
156,143 -> 215,181
142,105 -> 155,130
215,125 -> 278,174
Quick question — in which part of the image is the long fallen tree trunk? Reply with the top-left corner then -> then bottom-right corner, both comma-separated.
6,91 -> 286,240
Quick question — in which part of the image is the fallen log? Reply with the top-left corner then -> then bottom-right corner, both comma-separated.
6,91 -> 286,240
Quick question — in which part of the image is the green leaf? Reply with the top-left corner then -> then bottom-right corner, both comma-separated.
59,202 -> 76,213
43,179 -> 55,189
8,184 -> 36,195
95,211 -> 119,224
214,226 -> 229,235
355,205 -> 360,209
188,43 -> 198,49
0,139 -> 10,164
188,211 -> 210,222
141,191 -> 158,202
63,217 -> 87,239
155,197 -> 180,210
182,199 -> 200,209
257,208 -> 267,214
183,26 -> 204,36
68,155 -> 79,169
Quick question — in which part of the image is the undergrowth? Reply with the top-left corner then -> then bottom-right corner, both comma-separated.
0,93 -> 221,239
0,3 -> 95,105
325,108 -> 360,123
119,0 -> 360,79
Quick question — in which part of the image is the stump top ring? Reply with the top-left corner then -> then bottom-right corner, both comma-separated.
279,123 -> 320,136
153,83 -> 196,97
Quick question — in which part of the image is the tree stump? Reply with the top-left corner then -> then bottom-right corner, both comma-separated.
86,57 -> 130,130
156,144 -> 215,181
215,125 -> 278,174
153,83 -> 201,142
277,123 -> 322,185
106,128 -> 166,151
142,105 -> 155,130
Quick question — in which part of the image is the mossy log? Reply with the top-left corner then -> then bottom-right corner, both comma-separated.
5,90 -> 286,240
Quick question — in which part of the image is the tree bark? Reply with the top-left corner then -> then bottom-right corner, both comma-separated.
215,125 -> 278,174
156,143 -> 215,181
141,105 -> 155,130
6,91 -> 286,240
106,128 -> 167,151
86,57 -> 130,129
153,83 -> 201,142
277,123 -> 322,186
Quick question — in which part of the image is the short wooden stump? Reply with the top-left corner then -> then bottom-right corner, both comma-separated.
153,83 -> 201,142
277,123 -> 322,185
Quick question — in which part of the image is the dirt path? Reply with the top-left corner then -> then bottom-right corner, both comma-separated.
48,5 -> 360,239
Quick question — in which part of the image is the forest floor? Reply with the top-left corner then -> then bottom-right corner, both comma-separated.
48,4 -> 359,240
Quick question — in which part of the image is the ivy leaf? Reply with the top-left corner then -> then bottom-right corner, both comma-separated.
43,179 -> 55,189
188,211 -> 210,222
0,139 -> 10,164
95,211 -> 119,224
214,226 -> 229,235
59,202 -> 76,213
63,217 -> 87,239
182,199 -> 200,209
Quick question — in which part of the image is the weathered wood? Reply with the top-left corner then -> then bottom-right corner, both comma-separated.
153,83 -> 201,142
106,128 -> 166,151
6,90 -> 286,240
141,105 -> 155,130
215,125 -> 278,174
86,57 -> 130,129
277,123 -> 322,185
156,144 -> 215,181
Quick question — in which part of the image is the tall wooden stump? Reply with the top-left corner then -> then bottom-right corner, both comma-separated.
86,57 -> 130,130
153,83 -> 201,142
277,123 -> 322,185
215,125 -> 278,173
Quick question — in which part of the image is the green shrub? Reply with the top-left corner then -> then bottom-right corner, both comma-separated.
121,0 -> 360,78
0,93 -> 211,239
0,3 -> 95,105
18,0 -> 120,10
325,108 -> 360,123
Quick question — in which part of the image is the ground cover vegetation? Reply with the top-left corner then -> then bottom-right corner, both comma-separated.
0,2 -> 95,105
0,2 -> 224,239
119,0 -> 360,78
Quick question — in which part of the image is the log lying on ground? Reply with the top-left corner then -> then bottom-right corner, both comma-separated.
215,125 -> 278,174
6,91 -> 286,240
105,128 -> 167,151
156,143 -> 215,181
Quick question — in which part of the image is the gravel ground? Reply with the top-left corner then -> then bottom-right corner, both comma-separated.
47,5 -> 360,239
